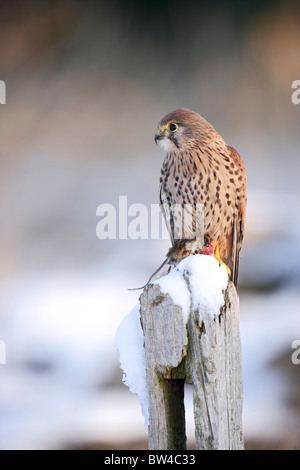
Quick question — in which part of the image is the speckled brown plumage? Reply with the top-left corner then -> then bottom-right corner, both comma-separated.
155,108 -> 247,286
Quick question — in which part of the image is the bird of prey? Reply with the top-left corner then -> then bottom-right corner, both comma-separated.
155,108 -> 247,287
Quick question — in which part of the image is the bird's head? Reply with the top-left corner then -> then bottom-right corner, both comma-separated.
155,108 -> 217,152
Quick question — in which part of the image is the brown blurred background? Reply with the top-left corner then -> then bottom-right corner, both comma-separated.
0,0 -> 300,450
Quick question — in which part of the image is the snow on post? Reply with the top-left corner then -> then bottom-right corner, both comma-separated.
117,254 -> 244,450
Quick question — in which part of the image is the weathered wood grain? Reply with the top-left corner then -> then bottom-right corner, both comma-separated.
140,279 -> 244,451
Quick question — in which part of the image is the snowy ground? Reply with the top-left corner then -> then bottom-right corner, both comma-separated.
241,286 -> 300,441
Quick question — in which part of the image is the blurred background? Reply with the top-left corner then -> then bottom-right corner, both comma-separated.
0,0 -> 300,450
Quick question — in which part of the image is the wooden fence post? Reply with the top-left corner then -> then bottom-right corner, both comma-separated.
139,276 -> 244,451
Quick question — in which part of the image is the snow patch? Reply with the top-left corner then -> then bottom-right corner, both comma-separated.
115,304 -> 148,427
155,254 -> 228,322
154,268 -> 191,322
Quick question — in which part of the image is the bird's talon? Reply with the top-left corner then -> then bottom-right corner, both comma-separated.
215,257 -> 231,274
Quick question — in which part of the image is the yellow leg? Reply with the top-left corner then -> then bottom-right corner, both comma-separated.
214,245 -> 231,275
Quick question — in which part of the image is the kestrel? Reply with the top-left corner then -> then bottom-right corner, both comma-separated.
155,108 -> 247,287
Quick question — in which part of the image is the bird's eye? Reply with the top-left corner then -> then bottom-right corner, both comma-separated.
166,122 -> 178,132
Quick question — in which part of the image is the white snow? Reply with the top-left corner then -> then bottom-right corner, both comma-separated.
155,254 -> 229,322
154,266 -> 191,322
115,304 -> 149,428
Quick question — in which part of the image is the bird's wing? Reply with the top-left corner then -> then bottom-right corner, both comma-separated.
159,186 -> 176,247
227,145 -> 247,287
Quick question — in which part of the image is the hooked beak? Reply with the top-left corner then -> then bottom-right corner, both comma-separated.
155,133 -> 165,144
